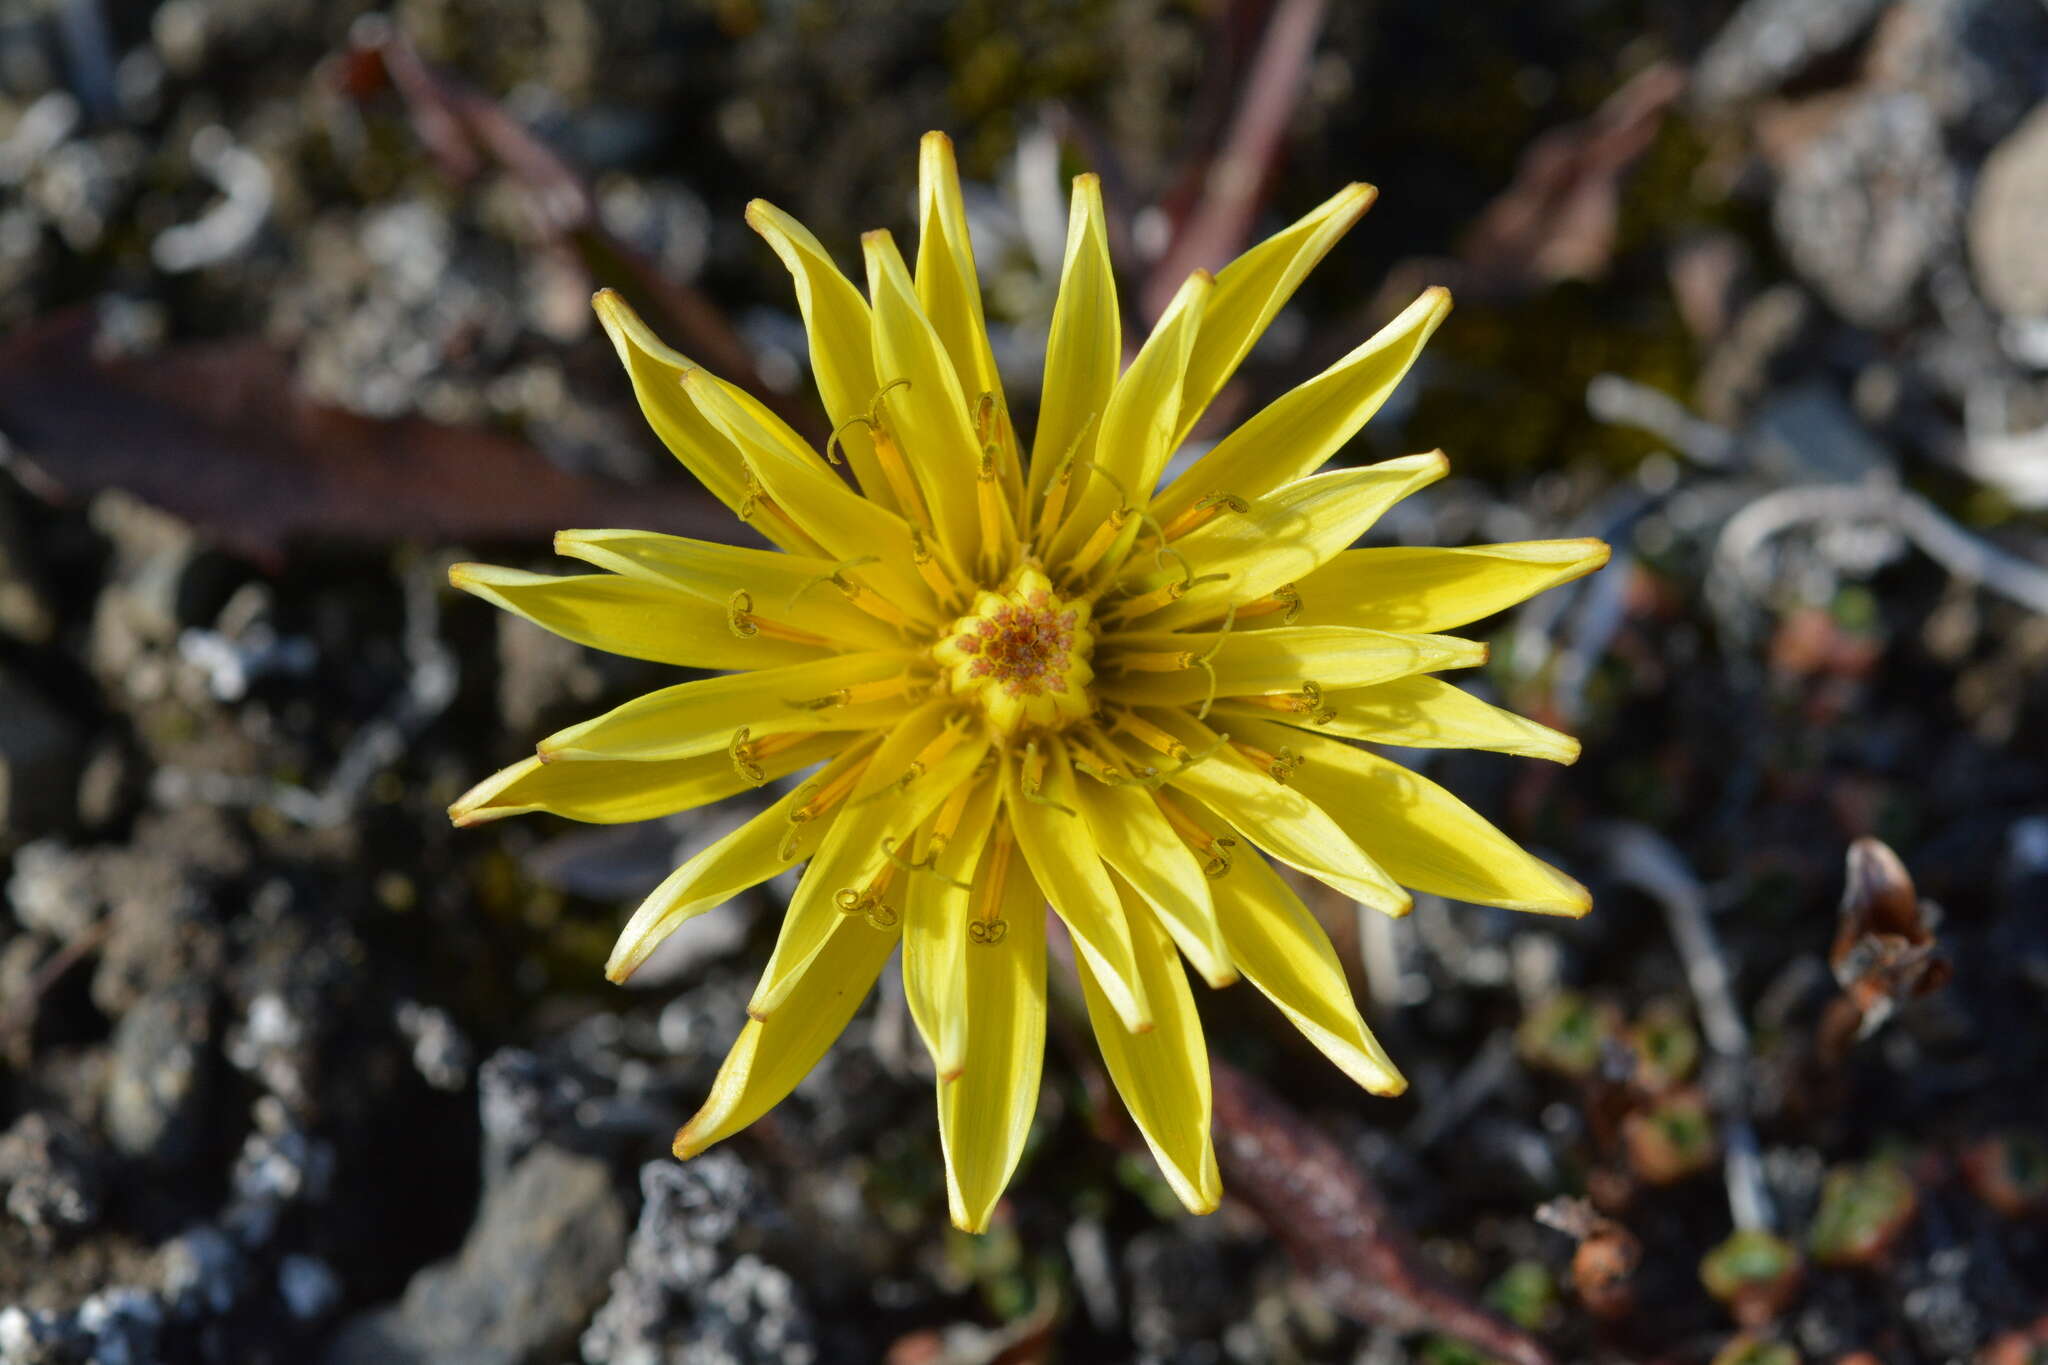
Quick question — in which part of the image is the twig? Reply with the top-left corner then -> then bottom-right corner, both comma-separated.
1212,1060 -> 1557,1365
1715,479 -> 2048,618
1140,0 -> 1329,321
1602,823 -> 1774,1233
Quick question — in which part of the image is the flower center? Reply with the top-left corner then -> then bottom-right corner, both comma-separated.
933,567 -> 1095,736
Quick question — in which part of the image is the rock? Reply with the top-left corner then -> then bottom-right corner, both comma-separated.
580,1157 -> 816,1365
1971,102 -> 2048,319
0,674 -> 78,840
1693,0 -> 1889,111
1774,92 -> 1960,327
5,840 -> 98,943
0,1113 -> 104,1241
323,1147 -> 627,1365
104,986 -> 215,1166
476,1048 -> 594,1192
156,1224 -> 246,1318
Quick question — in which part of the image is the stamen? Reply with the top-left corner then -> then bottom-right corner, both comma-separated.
727,726 -> 767,785
737,472 -> 817,551
924,778 -> 977,862
727,588 -> 834,647
865,378 -> 930,528
1153,791 -> 1237,879
975,445 -> 1016,580
813,561 -> 920,632
1018,739 -> 1075,816
1237,680 -> 1335,724
779,749 -> 875,859
907,526 -> 963,607
881,834 -> 970,889
1112,708 -> 1190,762
1159,491 -> 1250,543
1064,502 -> 1133,585
969,828 -> 1014,944
833,864 -> 901,930
1234,583 -> 1302,624
1032,414 -> 1096,544
1230,738 -> 1304,784
1103,571 -> 1230,626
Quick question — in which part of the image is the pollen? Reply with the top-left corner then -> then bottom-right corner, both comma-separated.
933,567 -> 1095,735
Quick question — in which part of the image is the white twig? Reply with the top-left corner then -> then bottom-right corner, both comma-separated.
1603,823 -> 1774,1232
1716,479 -> 2048,617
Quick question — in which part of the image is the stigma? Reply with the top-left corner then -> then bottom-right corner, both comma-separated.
933,567 -> 1095,736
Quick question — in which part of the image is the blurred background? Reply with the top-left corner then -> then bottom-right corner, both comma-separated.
2,0 -> 2046,1361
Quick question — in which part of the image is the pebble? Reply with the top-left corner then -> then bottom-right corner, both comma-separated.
322,1146 -> 626,1365
1971,102 -> 2048,320
1774,92 -> 1960,327
104,986 -> 214,1166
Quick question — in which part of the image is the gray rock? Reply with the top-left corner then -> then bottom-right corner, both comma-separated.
0,1112 -> 104,1240
1694,0 -> 1889,110
324,1146 -> 627,1365
477,1048 -> 594,1191
580,1157 -> 815,1365
1971,102 -> 2048,319
104,985 -> 215,1165
157,1224 -> 246,1318
5,840 -> 98,943
1775,92 -> 1960,327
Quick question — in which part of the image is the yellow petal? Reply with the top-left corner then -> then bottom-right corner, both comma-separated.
1209,846 -> 1406,1094
1004,743 -> 1151,1033
591,288 -> 807,550
1070,778 -> 1234,989
743,198 -> 895,512
1097,625 -> 1485,708
1028,174 -> 1118,510
536,651 -> 915,762
605,737 -> 878,982
1150,286 -> 1452,528
1291,539 -> 1613,633
551,528 -> 897,650
904,776 -> 1001,1079
1076,905 -> 1220,1215
749,704 -> 990,1018
1121,452 -> 1448,630
862,228 -> 982,565
1173,182 -> 1378,449
1222,675 -> 1580,763
939,845 -> 1047,1233
672,908 -> 899,1157
448,563 -> 822,670
681,368 -> 939,615
1050,268 -> 1211,565
913,132 -> 1004,427
453,732 -> 846,828
1232,714 -> 1592,915
1141,707 -> 1410,916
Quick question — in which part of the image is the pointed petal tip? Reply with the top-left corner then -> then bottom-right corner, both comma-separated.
920,129 -> 955,155
1423,283 -> 1454,316
1585,538 -> 1616,570
671,1123 -> 706,1160
446,562 -> 479,589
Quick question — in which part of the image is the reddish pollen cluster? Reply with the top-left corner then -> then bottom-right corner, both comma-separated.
933,568 -> 1096,735
955,593 -> 1078,697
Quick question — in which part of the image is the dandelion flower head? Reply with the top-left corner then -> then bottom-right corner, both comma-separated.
450,133 -> 1608,1231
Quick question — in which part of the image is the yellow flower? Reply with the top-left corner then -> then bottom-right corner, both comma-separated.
450,132 -> 1607,1232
